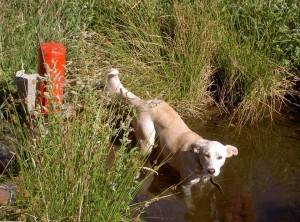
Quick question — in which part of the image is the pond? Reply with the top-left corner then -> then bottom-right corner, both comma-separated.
135,116 -> 300,222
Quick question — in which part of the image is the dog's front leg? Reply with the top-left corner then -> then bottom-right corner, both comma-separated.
181,178 -> 202,212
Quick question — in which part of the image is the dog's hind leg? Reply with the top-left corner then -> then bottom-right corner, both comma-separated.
134,118 -> 156,155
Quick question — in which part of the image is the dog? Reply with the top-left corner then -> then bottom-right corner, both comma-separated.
107,68 -> 238,194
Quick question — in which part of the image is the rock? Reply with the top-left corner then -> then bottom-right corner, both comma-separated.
15,70 -> 39,112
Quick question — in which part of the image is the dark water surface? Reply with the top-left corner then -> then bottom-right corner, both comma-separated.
135,117 -> 300,222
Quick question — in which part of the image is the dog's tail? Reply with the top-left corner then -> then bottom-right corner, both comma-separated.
107,68 -> 142,106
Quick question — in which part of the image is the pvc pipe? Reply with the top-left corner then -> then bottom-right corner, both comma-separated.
37,43 -> 66,115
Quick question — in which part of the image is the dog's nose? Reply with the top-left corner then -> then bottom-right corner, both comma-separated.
208,168 -> 215,175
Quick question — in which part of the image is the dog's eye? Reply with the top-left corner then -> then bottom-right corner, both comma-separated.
217,156 -> 223,160
204,154 -> 210,158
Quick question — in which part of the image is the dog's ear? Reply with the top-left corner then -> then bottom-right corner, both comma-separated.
225,145 -> 238,158
190,139 -> 208,154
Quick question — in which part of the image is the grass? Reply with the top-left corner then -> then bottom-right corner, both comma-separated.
0,0 -> 299,220
0,0 -> 298,123
1,89 -> 148,221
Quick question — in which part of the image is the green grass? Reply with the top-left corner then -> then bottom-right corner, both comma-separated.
1,0 -> 298,123
0,0 -> 299,220
1,89 -> 148,221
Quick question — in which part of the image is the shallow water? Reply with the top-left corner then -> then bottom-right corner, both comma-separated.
135,117 -> 300,222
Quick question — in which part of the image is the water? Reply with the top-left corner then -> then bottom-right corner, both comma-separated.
135,117 -> 300,222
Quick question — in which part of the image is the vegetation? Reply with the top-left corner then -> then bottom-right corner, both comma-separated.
1,90 -> 148,221
1,0 -> 299,123
0,0 -> 299,220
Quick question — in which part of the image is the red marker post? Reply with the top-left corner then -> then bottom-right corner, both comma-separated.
37,43 -> 66,115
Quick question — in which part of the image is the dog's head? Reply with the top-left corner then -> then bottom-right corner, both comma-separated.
191,139 -> 238,177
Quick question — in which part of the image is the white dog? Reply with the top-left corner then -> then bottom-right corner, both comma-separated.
107,69 -> 238,192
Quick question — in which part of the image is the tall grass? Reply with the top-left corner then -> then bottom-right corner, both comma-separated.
1,0 -> 298,124
225,0 -> 300,70
1,89 -> 146,221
